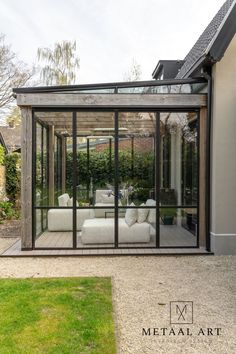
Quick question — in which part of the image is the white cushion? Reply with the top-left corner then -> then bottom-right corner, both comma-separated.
67,197 -> 79,207
148,209 -> 156,223
58,193 -> 70,206
146,199 -> 156,206
137,203 -> 149,223
125,202 -> 137,227
100,193 -> 115,204
81,218 -> 150,244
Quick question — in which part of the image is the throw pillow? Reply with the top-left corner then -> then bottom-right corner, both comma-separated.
125,202 -> 137,227
148,209 -> 156,223
137,203 -> 149,223
146,199 -> 156,206
146,199 -> 156,223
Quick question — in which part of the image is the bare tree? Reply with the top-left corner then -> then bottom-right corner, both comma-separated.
37,40 -> 80,85
0,35 -> 34,124
124,59 -> 142,82
6,106 -> 21,127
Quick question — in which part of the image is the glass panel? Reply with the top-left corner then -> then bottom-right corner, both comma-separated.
54,135 -> 62,203
76,112 -> 115,248
77,88 -> 115,93
78,208 -> 115,248
35,208 -> 73,248
118,83 -> 207,94
76,112 -> 115,207
34,112 -> 74,249
118,112 -> 156,206
160,207 -> 197,247
118,112 -> 156,247
35,122 -> 43,206
35,112 -> 73,207
160,112 -> 198,206
118,206 -> 156,247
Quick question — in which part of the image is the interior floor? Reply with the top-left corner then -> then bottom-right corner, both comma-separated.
35,225 -> 197,248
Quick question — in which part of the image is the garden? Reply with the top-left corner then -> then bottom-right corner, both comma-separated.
0,146 -> 21,236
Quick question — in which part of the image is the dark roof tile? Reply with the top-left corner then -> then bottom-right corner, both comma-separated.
176,0 -> 235,78
0,125 -> 21,153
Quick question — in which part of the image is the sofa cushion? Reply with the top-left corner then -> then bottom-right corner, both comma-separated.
100,193 -> 115,204
48,208 -> 94,231
95,189 -> 112,203
125,202 -> 137,227
81,218 -> 150,244
67,197 -> 79,207
58,193 -> 70,206
137,203 -> 149,223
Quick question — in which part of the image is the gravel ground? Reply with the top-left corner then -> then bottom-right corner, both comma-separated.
0,255 -> 235,354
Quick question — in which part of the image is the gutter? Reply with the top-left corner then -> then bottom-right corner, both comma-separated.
203,68 -> 213,252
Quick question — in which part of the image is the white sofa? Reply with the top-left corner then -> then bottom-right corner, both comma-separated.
47,193 -> 94,231
81,218 -> 151,244
48,208 -> 94,231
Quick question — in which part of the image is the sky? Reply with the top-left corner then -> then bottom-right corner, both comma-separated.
0,0 -> 226,84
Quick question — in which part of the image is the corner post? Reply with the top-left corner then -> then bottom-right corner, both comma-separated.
20,106 -> 33,249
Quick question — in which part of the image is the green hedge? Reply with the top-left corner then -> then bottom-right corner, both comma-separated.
0,145 -> 5,166
5,153 -> 21,202
66,149 -> 155,189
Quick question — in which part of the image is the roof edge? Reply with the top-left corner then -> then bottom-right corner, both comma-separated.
13,78 -> 207,94
204,0 -> 236,57
178,0 -> 236,78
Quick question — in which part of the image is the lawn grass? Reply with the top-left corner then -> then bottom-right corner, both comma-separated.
0,277 -> 116,354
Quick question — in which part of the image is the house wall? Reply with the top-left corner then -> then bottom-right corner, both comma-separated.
211,34 -> 236,254
95,137 -> 154,153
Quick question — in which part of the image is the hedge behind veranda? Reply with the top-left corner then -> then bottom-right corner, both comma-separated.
66,149 -> 155,188
5,152 -> 21,202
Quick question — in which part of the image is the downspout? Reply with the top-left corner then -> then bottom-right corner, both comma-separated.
203,67 -> 213,252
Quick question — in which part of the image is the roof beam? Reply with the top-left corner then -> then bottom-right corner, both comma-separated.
17,93 -> 207,107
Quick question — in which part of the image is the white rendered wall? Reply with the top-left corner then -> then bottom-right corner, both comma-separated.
211,35 -> 236,254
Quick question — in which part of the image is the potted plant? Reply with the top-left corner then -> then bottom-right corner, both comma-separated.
160,208 -> 177,225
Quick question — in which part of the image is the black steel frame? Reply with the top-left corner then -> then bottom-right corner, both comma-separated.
14,78 -> 207,94
32,107 -> 202,250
